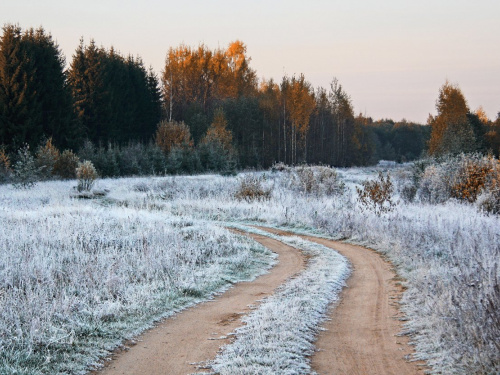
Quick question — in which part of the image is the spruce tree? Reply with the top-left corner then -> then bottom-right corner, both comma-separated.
68,39 -> 106,143
0,24 -> 41,151
23,27 -> 76,149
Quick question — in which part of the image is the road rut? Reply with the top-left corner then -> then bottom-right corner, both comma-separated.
91,232 -> 304,375
92,226 -> 425,375
257,226 -> 426,375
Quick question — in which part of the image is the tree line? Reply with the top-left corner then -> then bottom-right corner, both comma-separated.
1,24 -> 499,177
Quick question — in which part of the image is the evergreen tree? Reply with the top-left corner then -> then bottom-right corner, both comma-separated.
0,25 -> 76,151
146,66 -> 163,137
0,25 -> 41,150
68,41 -> 162,145
25,27 -> 76,149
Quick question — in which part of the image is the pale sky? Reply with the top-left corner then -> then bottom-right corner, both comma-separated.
2,0 -> 499,123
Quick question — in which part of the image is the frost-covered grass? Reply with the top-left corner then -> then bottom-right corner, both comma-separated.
96,168 -> 499,374
208,225 -> 350,375
1,163 -> 499,374
0,181 -> 274,374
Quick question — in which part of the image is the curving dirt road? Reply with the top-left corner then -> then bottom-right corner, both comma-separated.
91,227 -> 425,375
257,226 -> 426,375
90,232 -> 305,375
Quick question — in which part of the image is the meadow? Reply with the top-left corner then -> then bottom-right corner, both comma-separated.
0,160 -> 499,374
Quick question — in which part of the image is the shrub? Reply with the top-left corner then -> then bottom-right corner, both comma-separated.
450,155 -> 496,203
271,162 -> 288,172
317,166 -> 345,196
393,168 -> 417,203
477,190 -> 500,214
356,171 -> 396,215
234,174 -> 273,202
0,146 -> 12,183
287,165 -> 345,196
416,154 -> 500,208
53,149 -> 80,179
294,166 -> 315,194
417,164 -> 450,204
476,164 -> 500,214
76,160 -> 98,192
12,145 -> 39,189
35,137 -> 60,180
198,141 -> 237,175
400,184 -> 417,203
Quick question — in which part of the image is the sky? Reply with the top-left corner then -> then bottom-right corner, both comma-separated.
1,0 -> 499,123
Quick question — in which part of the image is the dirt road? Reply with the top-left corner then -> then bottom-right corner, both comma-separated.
91,232 -> 305,375
258,226 -> 425,375
92,227 -> 424,375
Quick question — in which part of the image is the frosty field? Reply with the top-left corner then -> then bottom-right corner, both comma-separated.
1,165 -> 499,374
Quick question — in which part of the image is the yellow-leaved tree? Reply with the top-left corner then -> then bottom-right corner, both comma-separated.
155,120 -> 193,155
428,81 -> 476,156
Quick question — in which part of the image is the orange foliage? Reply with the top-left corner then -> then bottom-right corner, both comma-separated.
428,81 -> 473,155
475,106 -> 489,125
450,157 -> 499,203
155,120 -> 193,154
162,41 -> 256,117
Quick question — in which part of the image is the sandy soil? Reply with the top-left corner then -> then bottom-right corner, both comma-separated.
90,232 -> 305,375
92,226 -> 426,375
257,226 -> 426,375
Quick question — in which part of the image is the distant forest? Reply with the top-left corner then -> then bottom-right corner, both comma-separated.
1,24 -> 499,176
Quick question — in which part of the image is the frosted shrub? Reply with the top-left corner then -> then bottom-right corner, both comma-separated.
450,154 -> 499,203
477,190 -> 500,214
417,154 -> 500,208
293,165 -> 314,193
76,160 -> 98,192
133,181 -> 151,192
12,144 -> 39,189
393,169 -> 417,203
234,174 -> 273,202
476,167 -> 500,214
400,183 -> 417,203
356,171 -> 396,215
287,165 -> 345,196
417,164 -> 449,204
318,166 -> 346,195
270,161 -> 288,172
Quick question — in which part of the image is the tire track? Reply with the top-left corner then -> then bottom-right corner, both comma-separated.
256,226 -> 427,375
90,232 -> 305,375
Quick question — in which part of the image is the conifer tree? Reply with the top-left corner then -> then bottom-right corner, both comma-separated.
0,25 -> 76,151
0,25 -> 41,150
68,40 -> 161,145
24,27 -> 76,149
